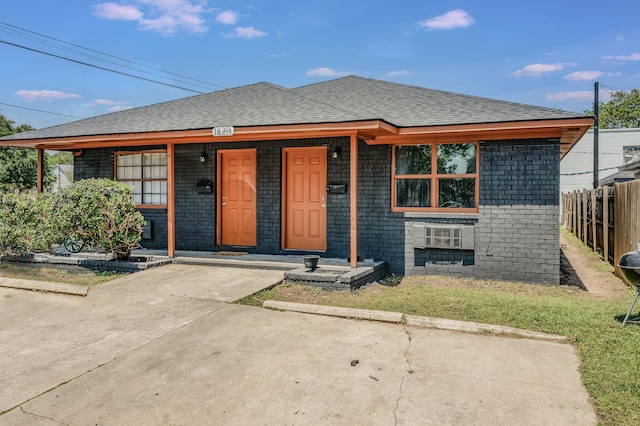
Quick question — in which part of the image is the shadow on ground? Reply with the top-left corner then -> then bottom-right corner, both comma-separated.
560,248 -> 587,290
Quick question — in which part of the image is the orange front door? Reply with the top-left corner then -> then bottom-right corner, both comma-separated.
218,149 -> 256,246
283,147 -> 327,251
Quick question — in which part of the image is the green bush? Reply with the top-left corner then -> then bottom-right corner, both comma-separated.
50,179 -> 145,260
0,179 -> 144,259
0,193 -> 53,255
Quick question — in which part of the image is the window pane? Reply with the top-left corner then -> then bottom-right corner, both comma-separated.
131,181 -> 142,204
438,178 -> 475,208
116,152 -> 167,206
437,144 -> 476,174
395,145 -> 431,175
396,179 -> 431,207
129,154 -> 142,167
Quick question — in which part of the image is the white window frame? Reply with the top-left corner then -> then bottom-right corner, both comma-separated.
114,150 -> 167,208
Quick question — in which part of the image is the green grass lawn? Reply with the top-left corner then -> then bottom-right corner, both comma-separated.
239,271 -> 640,425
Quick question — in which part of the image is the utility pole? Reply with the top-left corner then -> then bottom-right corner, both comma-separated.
593,81 -> 599,189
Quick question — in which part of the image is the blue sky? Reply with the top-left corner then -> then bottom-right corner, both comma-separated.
1,0 -> 639,129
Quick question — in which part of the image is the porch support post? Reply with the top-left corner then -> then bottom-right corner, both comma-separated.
167,143 -> 176,258
349,133 -> 358,268
36,148 -> 44,193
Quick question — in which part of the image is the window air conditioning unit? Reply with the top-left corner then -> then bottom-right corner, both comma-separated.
412,224 -> 475,250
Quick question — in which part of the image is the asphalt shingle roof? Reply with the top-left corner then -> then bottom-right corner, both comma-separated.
2,76 -> 588,141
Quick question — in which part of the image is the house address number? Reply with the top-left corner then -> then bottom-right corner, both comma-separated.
212,126 -> 234,137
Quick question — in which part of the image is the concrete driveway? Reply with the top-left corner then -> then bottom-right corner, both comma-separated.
0,264 -> 596,425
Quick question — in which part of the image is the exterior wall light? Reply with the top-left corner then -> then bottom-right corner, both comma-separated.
331,147 -> 341,159
199,152 -> 208,163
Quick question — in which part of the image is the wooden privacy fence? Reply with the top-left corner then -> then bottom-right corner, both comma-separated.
562,180 -> 640,278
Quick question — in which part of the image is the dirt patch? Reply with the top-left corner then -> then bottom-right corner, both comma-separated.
0,261 -> 124,286
559,232 -> 628,298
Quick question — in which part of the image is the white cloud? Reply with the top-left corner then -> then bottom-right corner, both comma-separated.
215,10 -> 238,25
385,70 -> 410,77
616,35 -> 625,42
602,52 -> 640,62
306,67 -> 354,77
419,9 -> 474,30
564,70 -> 622,81
225,26 -> 267,39
108,105 -> 133,112
83,98 -> 129,107
93,99 -> 119,105
510,63 -> 564,77
546,91 -> 593,102
16,90 -> 80,102
93,2 -> 143,20
93,0 -> 208,35
564,70 -> 604,81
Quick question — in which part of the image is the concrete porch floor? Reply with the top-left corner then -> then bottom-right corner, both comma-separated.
132,249 -> 388,288
133,248 -> 367,270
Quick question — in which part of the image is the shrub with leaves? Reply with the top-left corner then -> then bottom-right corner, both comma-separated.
50,178 -> 144,260
0,193 -> 53,255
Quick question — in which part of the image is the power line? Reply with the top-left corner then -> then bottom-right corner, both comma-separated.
561,166 -> 618,176
0,102 -> 85,119
0,22 -> 377,123
0,39 -> 206,94
0,21 -> 227,91
599,83 -> 619,94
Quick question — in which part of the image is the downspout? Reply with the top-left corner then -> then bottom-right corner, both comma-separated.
36,148 -> 44,193
167,143 -> 176,258
350,133 -> 358,268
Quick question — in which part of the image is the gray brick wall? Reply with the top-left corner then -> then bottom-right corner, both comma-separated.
137,209 -> 167,249
474,205 -> 559,283
174,144 -> 216,251
357,141 -> 406,273
474,139 -> 560,284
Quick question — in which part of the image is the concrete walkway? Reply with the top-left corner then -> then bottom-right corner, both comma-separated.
0,264 -> 596,425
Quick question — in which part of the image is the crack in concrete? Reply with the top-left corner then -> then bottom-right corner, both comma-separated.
393,328 -> 414,425
20,405 -> 70,425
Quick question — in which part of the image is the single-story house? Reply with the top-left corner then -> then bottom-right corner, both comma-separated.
0,76 -> 592,284
49,163 -> 74,193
